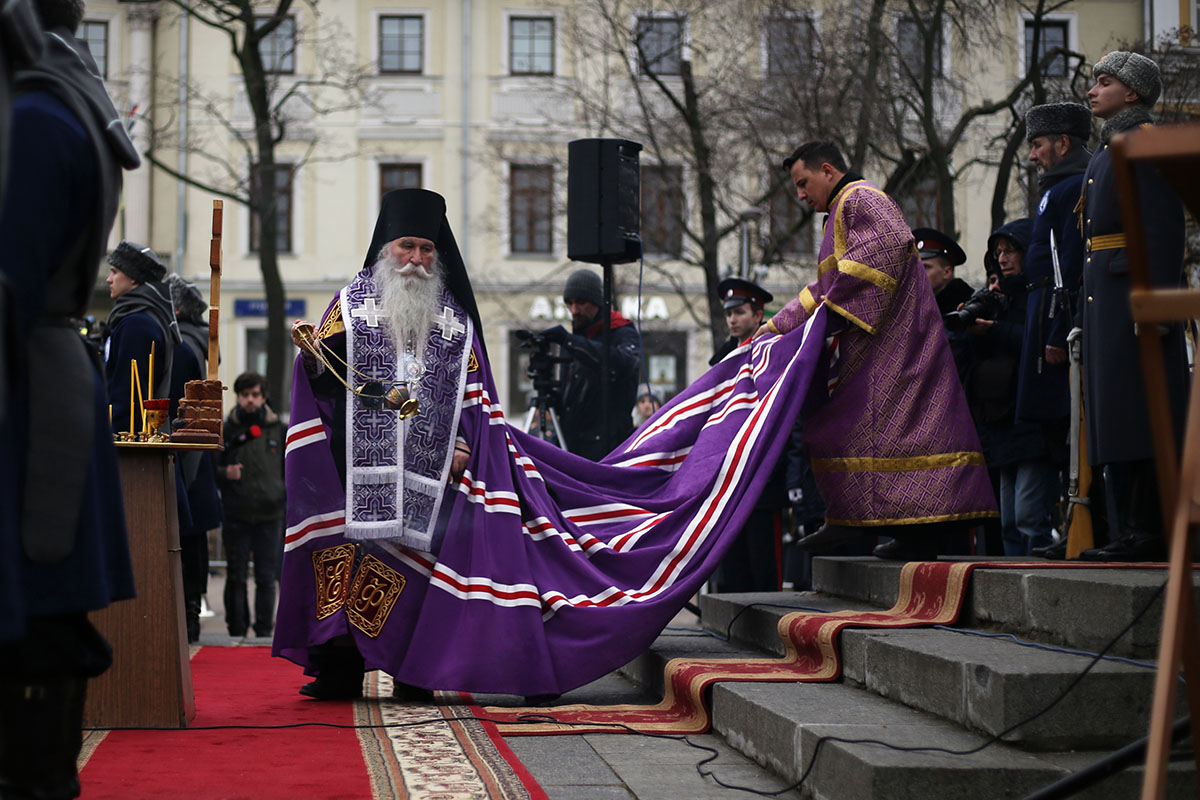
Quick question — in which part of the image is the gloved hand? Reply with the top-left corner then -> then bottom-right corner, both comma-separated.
539,325 -> 569,345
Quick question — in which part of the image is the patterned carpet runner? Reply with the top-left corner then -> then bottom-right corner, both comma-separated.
79,646 -> 545,799
478,560 -> 1166,735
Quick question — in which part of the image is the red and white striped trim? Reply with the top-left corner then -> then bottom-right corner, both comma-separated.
563,502 -> 653,527
628,376 -> 740,450
454,473 -> 521,514
522,516 -> 609,556
285,418 -> 327,457
611,447 -> 691,472
506,433 -> 544,481
430,564 -> 542,609
284,510 -> 345,551
463,382 -> 507,425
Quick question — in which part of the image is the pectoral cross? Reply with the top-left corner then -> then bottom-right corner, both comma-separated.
351,297 -> 387,328
433,305 -> 465,341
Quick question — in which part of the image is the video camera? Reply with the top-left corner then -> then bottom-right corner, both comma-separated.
943,287 -> 1009,333
515,329 -> 572,410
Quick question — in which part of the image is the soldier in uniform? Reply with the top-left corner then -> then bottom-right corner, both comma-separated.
0,0 -> 141,795
710,277 -> 773,366
1016,102 -> 1092,558
1077,52 -> 1188,561
914,227 -> 972,382
709,277 -> 785,591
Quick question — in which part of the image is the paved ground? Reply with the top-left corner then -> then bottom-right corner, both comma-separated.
197,570 -> 798,798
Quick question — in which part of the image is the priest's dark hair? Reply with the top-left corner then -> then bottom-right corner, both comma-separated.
782,140 -> 848,174
32,0 -> 84,30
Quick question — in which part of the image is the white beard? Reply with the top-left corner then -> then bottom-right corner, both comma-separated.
372,245 -> 444,359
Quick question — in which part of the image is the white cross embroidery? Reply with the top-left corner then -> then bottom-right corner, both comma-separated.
433,305 -> 465,341
351,297 -> 387,327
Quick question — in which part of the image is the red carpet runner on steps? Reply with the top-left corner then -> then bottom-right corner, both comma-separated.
478,560 -> 1171,736
79,646 -> 545,799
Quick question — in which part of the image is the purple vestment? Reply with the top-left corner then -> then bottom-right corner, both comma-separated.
768,179 -> 996,527
275,295 -> 831,696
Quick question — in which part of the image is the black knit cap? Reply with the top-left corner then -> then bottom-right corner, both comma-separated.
562,268 -> 603,307
359,188 -> 483,344
1025,103 -> 1092,142
107,240 -> 166,285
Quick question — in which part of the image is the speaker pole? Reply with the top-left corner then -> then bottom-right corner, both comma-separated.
601,258 -> 613,455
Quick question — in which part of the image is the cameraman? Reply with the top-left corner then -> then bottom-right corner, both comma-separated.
965,219 -> 1058,556
540,268 -> 641,461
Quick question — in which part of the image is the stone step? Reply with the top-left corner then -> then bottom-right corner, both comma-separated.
698,590 -> 1171,749
811,557 -> 1193,660
711,680 -> 1197,800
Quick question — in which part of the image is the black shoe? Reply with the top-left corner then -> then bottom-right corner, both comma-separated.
1080,531 -> 1166,562
794,524 -> 864,552
872,536 -> 938,562
253,628 -> 273,638
391,681 -> 434,702
299,674 -> 364,700
523,693 -> 562,706
1031,538 -> 1068,560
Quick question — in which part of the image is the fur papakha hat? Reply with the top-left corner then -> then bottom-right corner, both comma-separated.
165,273 -> 207,322
1025,102 -> 1093,142
107,241 -> 166,285
562,268 -> 603,308
1092,51 -> 1161,107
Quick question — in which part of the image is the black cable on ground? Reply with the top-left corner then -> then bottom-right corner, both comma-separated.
87,579 -> 1174,798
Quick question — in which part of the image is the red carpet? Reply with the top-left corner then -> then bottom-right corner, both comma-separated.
81,647 -> 371,799
481,560 -> 1171,735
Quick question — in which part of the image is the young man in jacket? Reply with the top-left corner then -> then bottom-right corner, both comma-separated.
218,372 -> 286,638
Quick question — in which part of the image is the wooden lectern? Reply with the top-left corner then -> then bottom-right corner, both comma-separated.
83,446 -> 196,728
1109,123 -> 1200,799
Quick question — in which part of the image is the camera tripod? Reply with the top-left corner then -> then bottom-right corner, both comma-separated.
522,393 -> 565,446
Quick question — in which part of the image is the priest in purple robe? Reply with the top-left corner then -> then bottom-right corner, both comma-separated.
275,189 -> 839,700
759,141 -> 996,560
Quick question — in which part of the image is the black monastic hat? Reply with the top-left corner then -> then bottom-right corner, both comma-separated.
717,277 -> 773,311
107,240 -> 167,285
361,188 -> 483,344
912,228 -> 967,267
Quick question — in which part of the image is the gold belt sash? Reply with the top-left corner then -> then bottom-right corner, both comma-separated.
1085,234 -> 1126,253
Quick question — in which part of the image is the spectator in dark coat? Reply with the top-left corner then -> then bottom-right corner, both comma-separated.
966,219 -> 1059,555
166,274 -> 223,643
0,0 -> 140,795
543,268 -> 641,461
217,372 -> 287,638
103,241 -> 177,432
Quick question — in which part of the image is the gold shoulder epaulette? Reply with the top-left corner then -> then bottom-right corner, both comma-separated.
316,302 -> 344,340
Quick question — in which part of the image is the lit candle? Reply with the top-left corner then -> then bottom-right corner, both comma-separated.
128,359 -> 136,433
148,341 -> 156,401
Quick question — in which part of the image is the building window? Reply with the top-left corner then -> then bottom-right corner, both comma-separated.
509,165 -> 554,254
641,165 -> 683,257
768,183 -> 813,258
78,20 -> 108,78
249,164 -> 294,254
897,17 -> 945,78
1024,20 -> 1069,77
510,17 -> 554,75
635,15 -> 683,76
379,15 -> 423,74
256,15 -> 296,75
765,15 -> 814,76
898,172 -> 940,229
379,163 -> 422,202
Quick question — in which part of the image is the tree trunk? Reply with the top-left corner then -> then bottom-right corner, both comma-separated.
680,60 -> 725,352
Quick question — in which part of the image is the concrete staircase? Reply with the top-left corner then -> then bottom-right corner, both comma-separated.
619,557 -> 1200,799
